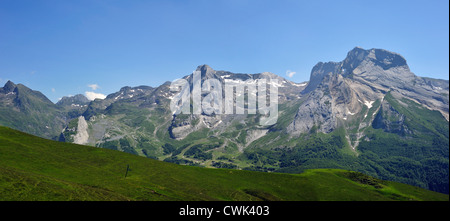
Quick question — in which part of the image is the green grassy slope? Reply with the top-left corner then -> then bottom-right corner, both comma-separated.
0,126 -> 447,201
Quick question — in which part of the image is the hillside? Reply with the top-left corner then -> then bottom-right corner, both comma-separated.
0,81 -> 67,140
0,126 -> 447,201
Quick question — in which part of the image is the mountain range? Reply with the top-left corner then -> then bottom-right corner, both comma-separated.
1,47 -> 448,194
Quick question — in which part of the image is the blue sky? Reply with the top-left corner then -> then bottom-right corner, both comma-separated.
0,0 -> 448,103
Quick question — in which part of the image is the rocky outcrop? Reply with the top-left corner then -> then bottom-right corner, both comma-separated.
372,99 -> 411,136
56,94 -> 90,107
169,114 -> 200,140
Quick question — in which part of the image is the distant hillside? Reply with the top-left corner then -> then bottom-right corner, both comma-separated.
0,126 -> 447,201
0,81 -> 67,140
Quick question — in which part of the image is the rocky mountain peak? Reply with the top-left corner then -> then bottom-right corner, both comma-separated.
303,61 -> 340,94
3,80 -> 17,93
343,47 -> 410,76
197,64 -> 217,78
341,47 -> 370,74
257,71 -> 283,81
289,46 -> 448,145
56,94 -> 90,106
119,86 -> 132,92
370,48 -> 407,69
343,47 -> 408,70
304,47 -> 416,95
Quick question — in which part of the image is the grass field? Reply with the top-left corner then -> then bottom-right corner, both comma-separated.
0,126 -> 447,201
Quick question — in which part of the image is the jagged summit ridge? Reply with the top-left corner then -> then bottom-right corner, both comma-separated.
2,80 -> 17,93
288,47 -> 449,147
343,47 -> 408,72
56,94 -> 90,106
305,47 -> 413,93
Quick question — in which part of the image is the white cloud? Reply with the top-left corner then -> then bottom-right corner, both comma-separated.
51,88 -> 56,93
286,70 -> 296,78
87,84 -> 100,90
85,91 -> 106,100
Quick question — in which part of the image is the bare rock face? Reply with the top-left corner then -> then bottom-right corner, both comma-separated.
302,61 -> 341,94
169,64 -> 306,140
288,83 -> 336,135
288,47 -> 449,146
345,48 -> 415,90
169,114 -> 201,140
372,99 -> 411,136
73,116 -> 89,144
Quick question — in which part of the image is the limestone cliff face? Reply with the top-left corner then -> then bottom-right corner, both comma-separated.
287,47 -> 449,148
372,99 -> 411,136
169,64 -> 306,141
